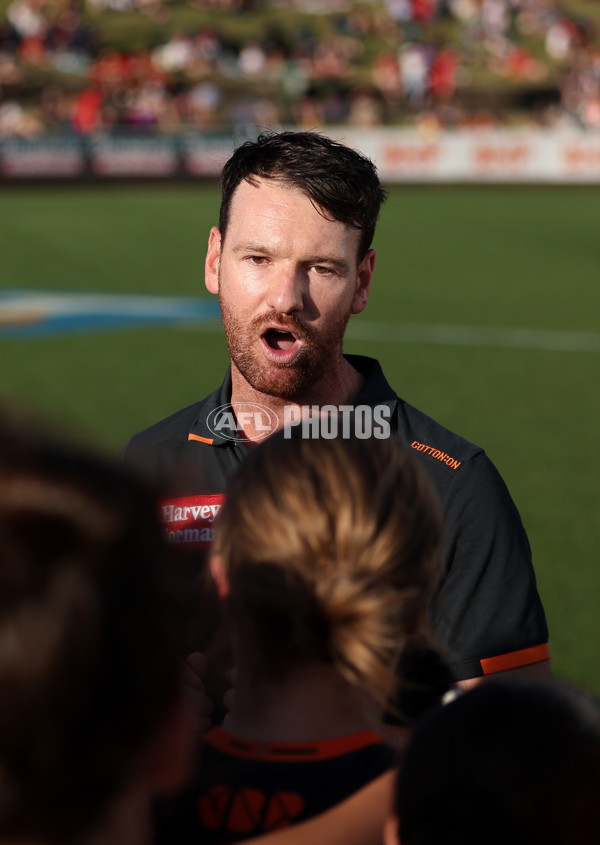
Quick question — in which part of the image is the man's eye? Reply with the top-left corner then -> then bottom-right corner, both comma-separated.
249,256 -> 268,265
313,265 -> 333,275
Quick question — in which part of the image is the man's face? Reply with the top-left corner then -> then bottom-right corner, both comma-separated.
205,177 -> 374,401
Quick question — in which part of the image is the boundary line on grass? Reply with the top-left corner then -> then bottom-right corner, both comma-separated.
344,321 -> 600,353
0,291 -> 220,337
2,291 -> 598,352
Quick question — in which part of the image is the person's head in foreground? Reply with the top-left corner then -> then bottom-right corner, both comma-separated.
211,430 -> 444,729
0,412 -> 190,845
387,676 -> 600,845
205,130 -> 388,407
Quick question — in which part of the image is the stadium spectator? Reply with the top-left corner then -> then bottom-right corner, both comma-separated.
179,80 -> 222,129
0,408 -> 199,845
372,51 -> 403,106
6,0 -> 46,41
71,85 -> 103,133
348,86 -> 383,125
388,676 -> 600,845
0,97 -> 42,136
429,49 -> 458,101
399,43 -> 430,105
154,431 -> 446,843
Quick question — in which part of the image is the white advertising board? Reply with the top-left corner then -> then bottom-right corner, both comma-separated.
332,128 -> 600,183
3,129 -> 600,182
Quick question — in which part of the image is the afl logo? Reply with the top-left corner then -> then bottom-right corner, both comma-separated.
207,403 -> 278,443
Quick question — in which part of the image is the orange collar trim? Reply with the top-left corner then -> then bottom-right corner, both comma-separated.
203,728 -> 385,762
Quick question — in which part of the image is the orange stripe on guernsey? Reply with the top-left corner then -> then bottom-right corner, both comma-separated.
480,643 -> 551,675
203,728 -> 384,762
188,433 -> 214,445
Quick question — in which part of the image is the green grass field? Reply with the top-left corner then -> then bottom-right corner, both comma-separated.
1,184 -> 599,694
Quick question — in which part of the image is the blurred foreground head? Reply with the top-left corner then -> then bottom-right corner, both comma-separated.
213,431 -> 444,712
0,410 -> 186,844
392,676 -> 600,845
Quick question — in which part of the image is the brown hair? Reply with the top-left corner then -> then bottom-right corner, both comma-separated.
219,131 -> 388,261
0,409 -> 182,843
215,431 -> 443,710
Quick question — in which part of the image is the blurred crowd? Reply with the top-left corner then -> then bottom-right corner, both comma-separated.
1,0 -> 599,138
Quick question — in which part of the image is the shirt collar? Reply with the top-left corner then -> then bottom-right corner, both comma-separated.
189,368 -> 240,447
189,356 -> 398,447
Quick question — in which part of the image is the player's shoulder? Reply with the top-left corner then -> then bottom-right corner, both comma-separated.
123,397 -> 210,456
351,355 -> 486,480
395,397 -> 484,472
123,370 -> 230,458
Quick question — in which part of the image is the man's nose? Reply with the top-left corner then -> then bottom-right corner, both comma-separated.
266,265 -> 304,314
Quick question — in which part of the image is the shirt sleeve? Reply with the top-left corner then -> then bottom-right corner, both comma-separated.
428,450 -> 549,681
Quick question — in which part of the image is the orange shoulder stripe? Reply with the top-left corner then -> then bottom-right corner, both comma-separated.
480,643 -> 551,675
188,433 -> 214,445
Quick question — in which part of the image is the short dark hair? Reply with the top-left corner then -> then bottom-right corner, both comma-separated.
219,131 -> 388,261
0,410 -> 182,843
396,677 -> 600,845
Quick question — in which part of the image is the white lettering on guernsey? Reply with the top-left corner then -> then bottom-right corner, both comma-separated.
165,527 -> 215,545
411,441 -> 461,470
161,503 -> 222,523
159,494 -> 225,549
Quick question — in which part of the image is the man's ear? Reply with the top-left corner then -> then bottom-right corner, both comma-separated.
210,553 -> 229,598
351,249 -> 376,315
205,227 -> 222,295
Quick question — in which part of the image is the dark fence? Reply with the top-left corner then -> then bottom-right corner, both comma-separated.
0,132 -> 239,181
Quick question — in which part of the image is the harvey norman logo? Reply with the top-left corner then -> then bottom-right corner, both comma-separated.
160,494 -> 225,548
206,403 -> 392,443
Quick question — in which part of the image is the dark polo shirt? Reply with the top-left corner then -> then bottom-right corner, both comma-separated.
124,355 -> 549,682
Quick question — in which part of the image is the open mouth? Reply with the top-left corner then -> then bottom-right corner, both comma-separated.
263,328 -> 297,351
260,324 -> 304,365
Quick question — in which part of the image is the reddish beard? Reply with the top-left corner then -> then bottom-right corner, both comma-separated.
219,299 -> 352,401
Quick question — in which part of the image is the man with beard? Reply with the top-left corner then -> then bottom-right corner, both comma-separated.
124,131 -> 550,714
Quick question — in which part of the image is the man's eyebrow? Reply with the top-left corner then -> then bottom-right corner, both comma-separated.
305,255 -> 351,273
231,241 -> 270,255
